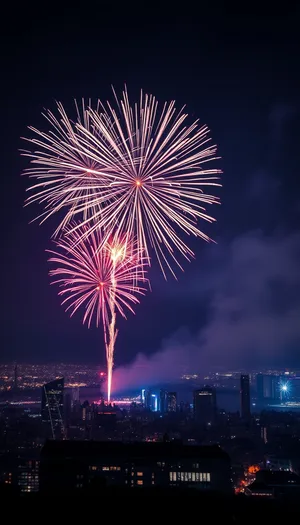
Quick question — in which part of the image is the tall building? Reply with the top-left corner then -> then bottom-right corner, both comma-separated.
240,374 -> 251,420
167,392 -> 177,412
193,387 -> 217,426
41,378 -> 65,439
159,390 -> 168,413
257,374 -> 279,402
150,393 -> 158,412
144,390 -> 152,410
142,390 -> 158,411
71,386 -> 80,407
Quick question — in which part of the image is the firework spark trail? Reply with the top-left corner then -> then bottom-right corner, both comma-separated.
24,87 -> 221,277
21,100 -> 111,234
106,245 -> 123,401
48,224 -> 147,400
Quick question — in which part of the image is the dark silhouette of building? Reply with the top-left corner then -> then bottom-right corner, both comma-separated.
246,470 -> 300,499
257,374 -> 279,402
40,440 -> 232,494
64,392 -> 71,432
41,378 -> 65,439
167,392 -> 177,412
240,374 -> 251,420
159,390 -> 168,413
193,387 -> 217,426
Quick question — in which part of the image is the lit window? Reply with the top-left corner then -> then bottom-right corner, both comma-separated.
207,473 -> 211,482
192,472 -> 195,482
137,472 -> 143,477
169,472 -> 177,482
137,480 -> 143,485
102,467 -> 109,471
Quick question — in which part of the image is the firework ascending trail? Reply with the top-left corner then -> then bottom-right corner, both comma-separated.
48,224 -> 147,401
24,87 -> 221,277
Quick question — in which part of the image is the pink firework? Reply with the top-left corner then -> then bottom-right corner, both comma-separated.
48,223 -> 147,401
24,87 -> 221,277
22,100 -> 108,233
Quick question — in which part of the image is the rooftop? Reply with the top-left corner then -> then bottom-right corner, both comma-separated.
41,440 -> 229,461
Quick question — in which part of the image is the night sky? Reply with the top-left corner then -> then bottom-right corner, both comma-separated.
1,8 -> 300,379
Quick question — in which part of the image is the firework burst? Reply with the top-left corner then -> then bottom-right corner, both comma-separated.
48,223 -> 147,401
24,87 -> 221,277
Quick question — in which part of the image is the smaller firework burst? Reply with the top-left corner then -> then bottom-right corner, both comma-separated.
48,223 -> 147,400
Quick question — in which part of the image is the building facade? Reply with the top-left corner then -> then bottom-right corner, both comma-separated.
40,441 -> 232,494
41,378 -> 65,439
193,387 -> 217,426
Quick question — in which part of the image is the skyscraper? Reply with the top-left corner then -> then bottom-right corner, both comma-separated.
193,387 -> 217,426
41,378 -> 65,439
240,374 -> 251,420
257,374 -> 279,402
151,393 -> 158,412
167,392 -> 177,412
159,390 -> 168,413
71,386 -> 80,407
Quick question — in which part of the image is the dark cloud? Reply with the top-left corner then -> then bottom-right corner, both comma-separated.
113,231 -> 300,391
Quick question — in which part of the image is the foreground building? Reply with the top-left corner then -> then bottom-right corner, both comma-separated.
245,470 -> 300,499
40,441 -> 232,494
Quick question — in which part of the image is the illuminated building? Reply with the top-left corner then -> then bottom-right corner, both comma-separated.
141,389 -> 146,405
159,390 -> 168,413
40,441 -> 232,494
167,392 -> 177,412
261,426 -> 267,444
151,394 -> 158,412
143,390 -> 158,411
41,378 -> 65,439
17,458 -> 39,493
193,387 -> 217,426
240,375 -> 250,421
257,374 -> 279,402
